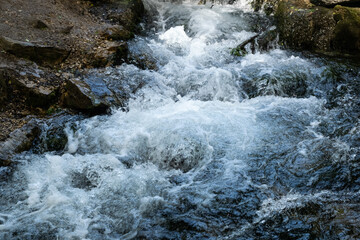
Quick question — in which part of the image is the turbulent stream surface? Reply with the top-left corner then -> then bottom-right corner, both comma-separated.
1,0 -> 360,239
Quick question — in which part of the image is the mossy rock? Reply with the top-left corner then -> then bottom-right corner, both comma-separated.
274,0 -> 360,55
333,6 -> 360,53
275,1 -> 336,51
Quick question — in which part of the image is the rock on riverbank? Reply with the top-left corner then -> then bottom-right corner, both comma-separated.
253,0 -> 360,56
0,0 -> 145,164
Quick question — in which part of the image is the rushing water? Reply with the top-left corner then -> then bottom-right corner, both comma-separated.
1,0 -> 360,239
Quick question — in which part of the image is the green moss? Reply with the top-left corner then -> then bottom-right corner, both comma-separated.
275,1 -> 288,21
230,47 -> 247,57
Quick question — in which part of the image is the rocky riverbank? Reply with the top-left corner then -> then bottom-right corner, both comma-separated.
1,0 -> 359,166
0,0 -> 144,166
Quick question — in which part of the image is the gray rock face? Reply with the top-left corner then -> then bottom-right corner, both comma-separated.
0,36 -> 69,66
62,67 -> 147,114
310,0 -> 360,7
62,78 -> 110,114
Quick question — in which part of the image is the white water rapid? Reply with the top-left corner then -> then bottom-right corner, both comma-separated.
1,0 -> 359,239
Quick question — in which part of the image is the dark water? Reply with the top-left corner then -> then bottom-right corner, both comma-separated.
1,0 -> 359,239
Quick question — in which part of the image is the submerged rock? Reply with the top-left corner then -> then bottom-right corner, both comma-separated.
32,114 -> 83,154
0,36 -> 69,66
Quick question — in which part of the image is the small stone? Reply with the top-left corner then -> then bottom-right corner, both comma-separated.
61,26 -> 74,34
34,20 -> 48,29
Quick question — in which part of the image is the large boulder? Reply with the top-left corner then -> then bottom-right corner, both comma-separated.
333,5 -> 360,52
311,0 -> 360,7
273,0 -> 360,55
0,36 -> 69,66
275,0 -> 336,51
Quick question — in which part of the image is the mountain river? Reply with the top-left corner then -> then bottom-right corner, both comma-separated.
1,0 -> 360,239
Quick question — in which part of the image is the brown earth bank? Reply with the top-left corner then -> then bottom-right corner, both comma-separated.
0,0 -> 144,165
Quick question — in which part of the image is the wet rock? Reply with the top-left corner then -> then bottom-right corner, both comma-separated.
62,78 -> 109,114
0,36 -> 70,66
129,53 -> 158,70
231,34 -> 260,56
0,120 -> 40,166
32,114 -> 83,153
231,27 -> 279,56
311,0 -> 360,7
41,126 -> 68,152
257,27 -> 279,51
240,195 -> 360,240
65,67 -> 147,112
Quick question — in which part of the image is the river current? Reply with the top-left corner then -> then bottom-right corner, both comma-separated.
1,0 -> 360,239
